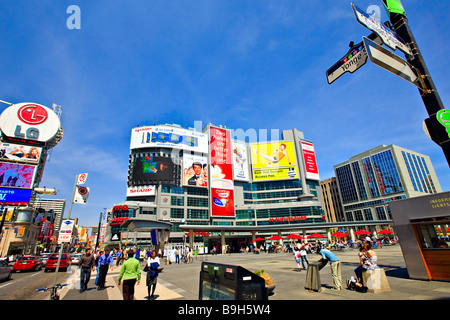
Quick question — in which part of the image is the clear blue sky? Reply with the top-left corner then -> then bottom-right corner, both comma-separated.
1,1 -> 449,227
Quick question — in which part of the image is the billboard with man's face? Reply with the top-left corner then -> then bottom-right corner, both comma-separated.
183,154 -> 208,188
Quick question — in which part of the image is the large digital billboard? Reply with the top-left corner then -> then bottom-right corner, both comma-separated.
183,154 -> 208,188
300,141 -> 320,181
209,126 -> 235,218
250,141 -> 299,181
232,141 -> 250,182
0,162 -> 37,188
130,126 -> 208,153
0,142 -> 42,164
130,156 -> 177,186
0,187 -> 33,205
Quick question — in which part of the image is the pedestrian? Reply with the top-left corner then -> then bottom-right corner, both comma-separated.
79,248 -> 95,293
294,248 -> 302,271
318,245 -> 343,291
97,248 -> 114,290
116,249 -> 123,266
175,247 -> 180,264
299,243 -> 309,270
146,250 -> 160,300
354,242 -> 378,285
117,250 -> 141,300
94,249 -> 102,286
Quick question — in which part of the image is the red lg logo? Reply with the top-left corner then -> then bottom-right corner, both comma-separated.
17,104 -> 48,125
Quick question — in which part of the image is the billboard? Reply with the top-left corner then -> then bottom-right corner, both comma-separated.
130,126 -> 208,153
126,186 -> 156,197
250,141 -> 299,181
0,142 -> 42,164
0,187 -> 32,205
183,153 -> 208,187
130,156 -> 177,186
301,141 -> 320,181
209,126 -> 235,218
0,162 -> 37,188
232,141 -> 250,182
0,102 -> 62,144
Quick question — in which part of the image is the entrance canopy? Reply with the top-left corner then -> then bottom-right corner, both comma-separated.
121,218 -> 172,232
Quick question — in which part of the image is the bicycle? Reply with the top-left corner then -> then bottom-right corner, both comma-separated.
36,283 -> 68,300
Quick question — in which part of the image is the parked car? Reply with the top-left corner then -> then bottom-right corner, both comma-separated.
0,260 -> 12,281
40,253 -> 52,266
44,253 -> 70,272
71,253 -> 82,265
12,255 -> 43,272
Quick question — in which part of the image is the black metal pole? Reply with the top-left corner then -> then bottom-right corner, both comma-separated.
94,211 -> 102,252
390,13 -> 450,166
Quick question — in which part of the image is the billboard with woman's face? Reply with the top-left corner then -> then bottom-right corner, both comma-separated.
0,162 -> 37,189
0,142 -> 42,163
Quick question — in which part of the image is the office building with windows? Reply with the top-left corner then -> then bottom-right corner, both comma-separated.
334,144 -> 442,226
107,124 -> 325,250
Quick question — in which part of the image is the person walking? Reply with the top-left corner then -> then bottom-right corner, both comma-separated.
294,248 -> 302,271
175,247 -> 180,264
318,245 -> 343,291
146,250 -> 160,300
299,244 -> 309,270
79,248 -> 95,293
97,248 -> 114,290
117,250 -> 141,300
116,249 -> 124,266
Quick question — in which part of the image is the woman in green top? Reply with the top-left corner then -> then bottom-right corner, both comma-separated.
117,250 -> 141,300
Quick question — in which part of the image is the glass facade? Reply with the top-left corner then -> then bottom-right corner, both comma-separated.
335,145 -> 440,224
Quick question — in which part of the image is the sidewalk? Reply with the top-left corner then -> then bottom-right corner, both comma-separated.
62,265 -> 183,300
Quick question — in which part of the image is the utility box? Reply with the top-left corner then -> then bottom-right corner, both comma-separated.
199,262 -> 268,300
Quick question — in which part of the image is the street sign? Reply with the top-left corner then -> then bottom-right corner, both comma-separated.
352,3 -> 411,56
326,41 -> 368,84
363,37 -> 421,88
57,220 -> 74,244
76,173 -> 88,185
73,186 -> 89,204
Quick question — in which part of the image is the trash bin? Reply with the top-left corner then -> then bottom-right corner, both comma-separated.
305,261 -> 322,292
199,262 -> 268,300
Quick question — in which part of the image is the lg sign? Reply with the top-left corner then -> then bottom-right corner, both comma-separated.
0,103 -> 62,143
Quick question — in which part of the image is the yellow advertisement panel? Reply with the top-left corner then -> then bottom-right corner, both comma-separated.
250,141 -> 299,181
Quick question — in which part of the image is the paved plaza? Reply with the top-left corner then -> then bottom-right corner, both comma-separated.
62,244 -> 450,301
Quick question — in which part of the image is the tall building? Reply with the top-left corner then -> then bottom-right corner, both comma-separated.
107,124 -> 325,250
31,198 -> 66,231
334,144 -> 442,225
320,177 -> 344,223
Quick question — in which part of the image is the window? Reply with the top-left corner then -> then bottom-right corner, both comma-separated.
375,206 -> 387,220
336,164 -> 358,204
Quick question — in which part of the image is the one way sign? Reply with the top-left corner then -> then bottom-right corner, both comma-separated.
363,37 -> 422,88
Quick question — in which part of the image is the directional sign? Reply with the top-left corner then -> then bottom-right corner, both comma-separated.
58,220 -> 74,244
352,3 -> 411,56
363,37 -> 421,88
326,41 -> 368,84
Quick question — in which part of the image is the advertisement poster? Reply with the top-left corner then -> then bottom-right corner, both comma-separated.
209,126 -> 235,218
183,153 -> 208,188
0,142 -> 42,163
130,156 -> 175,186
130,126 -> 208,153
0,187 -> 33,205
232,141 -> 250,181
0,162 -> 37,188
250,141 -> 299,181
301,141 -> 320,181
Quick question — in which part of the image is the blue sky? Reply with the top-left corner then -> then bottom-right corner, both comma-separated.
1,0 -> 449,227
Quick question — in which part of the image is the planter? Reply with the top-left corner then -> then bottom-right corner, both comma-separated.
266,284 -> 276,296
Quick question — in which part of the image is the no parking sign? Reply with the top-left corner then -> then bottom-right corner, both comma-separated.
74,186 -> 89,204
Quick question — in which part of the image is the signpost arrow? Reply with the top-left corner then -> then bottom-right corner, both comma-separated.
363,36 -> 422,88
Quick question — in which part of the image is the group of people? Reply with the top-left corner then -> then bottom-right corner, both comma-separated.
77,247 -> 161,300
308,240 -> 379,291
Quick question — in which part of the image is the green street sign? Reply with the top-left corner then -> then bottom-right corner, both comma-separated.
437,109 -> 450,139
381,0 -> 407,18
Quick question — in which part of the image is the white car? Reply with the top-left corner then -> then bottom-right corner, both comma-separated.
71,253 -> 82,265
